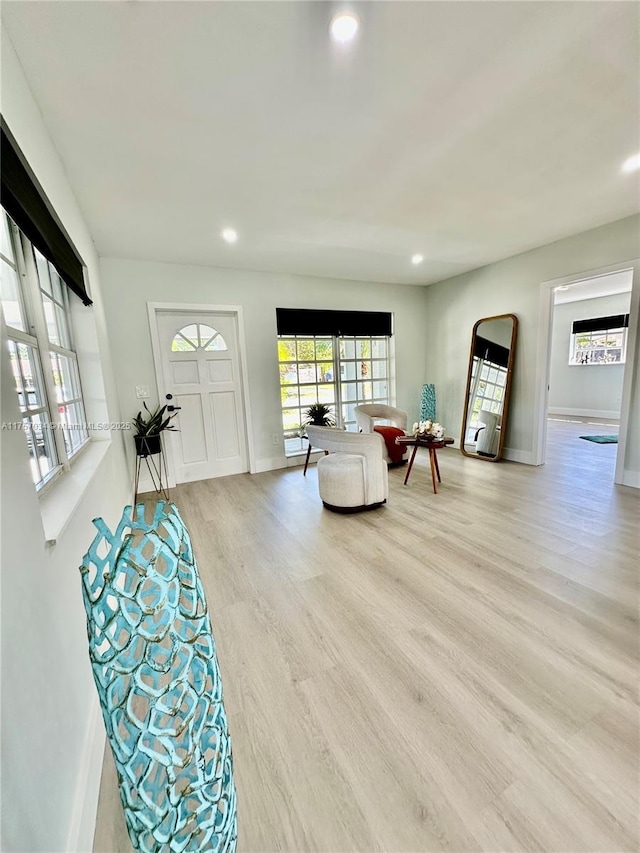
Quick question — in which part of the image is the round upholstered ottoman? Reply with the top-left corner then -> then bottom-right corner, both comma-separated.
317,453 -> 384,513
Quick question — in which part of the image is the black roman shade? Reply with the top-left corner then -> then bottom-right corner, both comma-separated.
572,314 -> 629,335
276,308 -> 393,337
1,119 -> 92,306
474,335 -> 510,368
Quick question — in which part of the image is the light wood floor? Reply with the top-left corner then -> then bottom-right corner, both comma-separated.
93,420 -> 639,853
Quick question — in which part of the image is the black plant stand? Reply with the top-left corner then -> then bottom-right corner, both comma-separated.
134,436 -> 171,503
302,433 -> 330,476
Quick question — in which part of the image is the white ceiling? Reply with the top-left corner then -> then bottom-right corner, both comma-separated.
554,269 -> 633,305
2,1 -> 639,286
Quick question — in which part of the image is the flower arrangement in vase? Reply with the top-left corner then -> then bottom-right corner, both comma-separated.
412,419 -> 444,441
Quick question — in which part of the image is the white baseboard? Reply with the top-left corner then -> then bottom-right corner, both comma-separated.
254,452 -> 318,473
503,447 -> 538,465
253,456 -> 285,473
134,464 -> 165,497
67,694 -> 106,853
140,453 -> 311,479
548,406 -> 620,420
621,469 -> 640,489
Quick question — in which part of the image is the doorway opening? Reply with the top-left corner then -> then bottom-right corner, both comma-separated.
534,261 -> 638,486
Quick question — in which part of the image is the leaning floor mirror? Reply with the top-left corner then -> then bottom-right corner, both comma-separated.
460,313 -> 518,461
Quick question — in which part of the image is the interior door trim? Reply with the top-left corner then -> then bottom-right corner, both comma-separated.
147,302 -> 256,483
534,260 -> 639,486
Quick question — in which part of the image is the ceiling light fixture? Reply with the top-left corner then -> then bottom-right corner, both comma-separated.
221,228 -> 238,244
411,254 -> 424,265
621,153 -> 640,174
330,12 -> 359,43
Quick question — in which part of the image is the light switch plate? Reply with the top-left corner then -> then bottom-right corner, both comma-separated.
135,385 -> 150,399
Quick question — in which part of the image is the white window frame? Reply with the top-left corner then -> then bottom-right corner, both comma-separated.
1,212 -> 89,490
277,334 -> 392,456
569,324 -> 627,366
465,355 -> 508,445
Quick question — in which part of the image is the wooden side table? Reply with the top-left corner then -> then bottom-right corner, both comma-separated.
395,435 -> 454,493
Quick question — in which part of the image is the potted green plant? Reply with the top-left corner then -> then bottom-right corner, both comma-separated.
302,403 -> 336,428
132,403 -> 178,457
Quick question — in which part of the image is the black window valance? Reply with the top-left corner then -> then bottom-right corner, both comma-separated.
1,119 -> 92,306
473,335 -> 510,368
276,308 -> 393,337
572,314 -> 629,335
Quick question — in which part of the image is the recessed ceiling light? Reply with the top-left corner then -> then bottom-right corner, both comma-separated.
621,153 -> 640,174
330,13 -> 359,43
411,254 -> 424,265
221,228 -> 238,244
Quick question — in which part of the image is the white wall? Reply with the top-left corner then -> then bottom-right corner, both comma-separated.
422,214 -> 640,469
549,292 -> 630,419
0,29 -> 130,852
98,257 -> 430,473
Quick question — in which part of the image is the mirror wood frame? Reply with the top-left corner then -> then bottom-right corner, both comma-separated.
460,313 -> 518,462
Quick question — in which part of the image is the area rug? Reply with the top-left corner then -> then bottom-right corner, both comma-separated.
579,434 -> 618,444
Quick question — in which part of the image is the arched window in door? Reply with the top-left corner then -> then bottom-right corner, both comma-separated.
171,324 -> 228,352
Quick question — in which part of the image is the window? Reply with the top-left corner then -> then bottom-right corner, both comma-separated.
464,355 -> 507,445
1,211 -> 88,489
570,322 -> 627,365
278,334 -> 391,455
171,323 -> 227,352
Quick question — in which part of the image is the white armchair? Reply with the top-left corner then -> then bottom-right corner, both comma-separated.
354,404 -> 408,464
305,425 -> 388,512
354,404 -> 408,433
475,409 -> 501,457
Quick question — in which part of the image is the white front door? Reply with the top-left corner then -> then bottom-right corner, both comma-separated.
156,311 -> 248,483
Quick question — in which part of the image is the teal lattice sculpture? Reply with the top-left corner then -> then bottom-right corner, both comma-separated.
419,383 -> 437,422
80,501 -> 237,853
